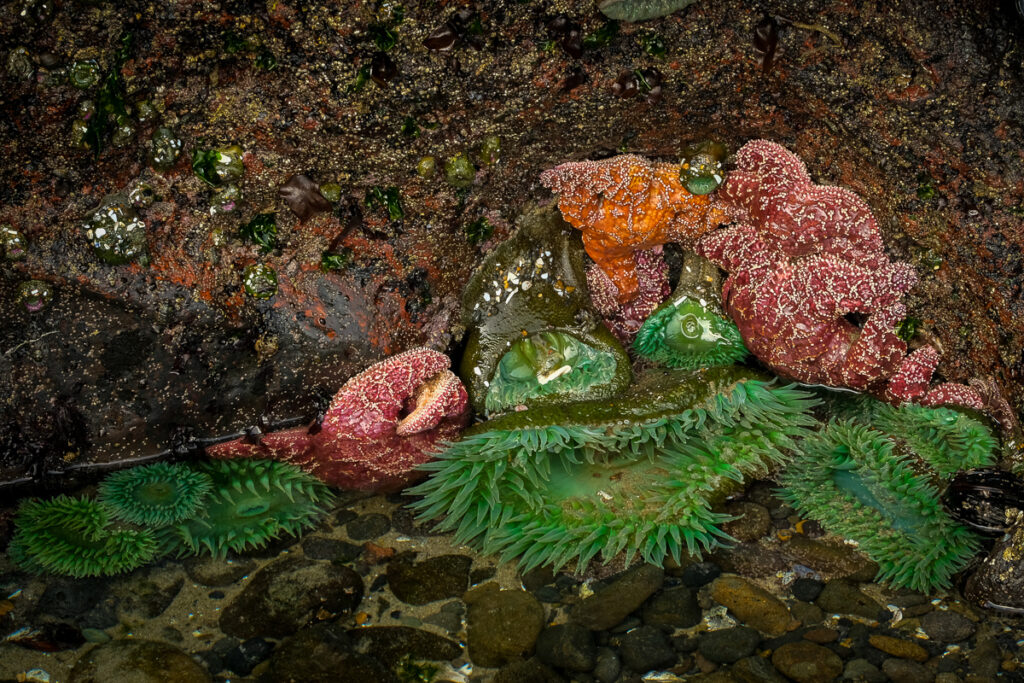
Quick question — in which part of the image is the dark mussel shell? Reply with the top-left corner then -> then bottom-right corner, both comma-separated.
943,468 -> 1024,534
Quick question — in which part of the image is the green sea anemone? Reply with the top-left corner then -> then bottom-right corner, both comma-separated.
410,366 -> 818,572
157,459 -> 335,559
460,205 -> 631,415
634,253 -> 747,369
679,141 -> 728,195
818,392 -> 998,478
777,420 -> 982,592
99,462 -> 214,527
9,495 -> 159,578
485,331 -> 620,414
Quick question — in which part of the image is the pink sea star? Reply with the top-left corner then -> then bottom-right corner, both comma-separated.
697,139 -> 1000,417
205,348 -> 469,491
586,247 -> 670,344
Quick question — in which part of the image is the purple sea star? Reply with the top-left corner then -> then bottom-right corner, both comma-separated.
698,139 -> 1000,418
586,247 -> 671,344
206,348 -> 469,491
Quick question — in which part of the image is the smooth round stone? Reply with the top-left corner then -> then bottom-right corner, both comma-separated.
302,536 -> 362,562
867,634 -> 929,662
642,585 -> 701,629
921,610 -> 976,643
593,647 -> 622,683
387,553 -> 472,605
844,658 -> 887,683
791,577 -> 825,602
710,575 -> 796,636
771,641 -> 843,683
615,624 -> 676,672
346,512 -> 391,540
464,583 -> 545,667
183,555 -> 257,587
698,626 -> 761,663
570,564 -> 664,630
535,623 -> 596,672
814,580 -> 883,619
70,639 -> 211,683
882,657 -> 935,683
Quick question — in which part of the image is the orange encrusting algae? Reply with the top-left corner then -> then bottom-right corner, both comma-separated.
540,154 -> 728,304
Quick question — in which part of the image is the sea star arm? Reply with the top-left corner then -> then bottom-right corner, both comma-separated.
839,303 -> 908,390
322,347 -> 454,438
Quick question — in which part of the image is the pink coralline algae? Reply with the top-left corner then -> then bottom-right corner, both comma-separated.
206,348 -> 470,491
697,139 -> 992,413
586,247 -> 671,344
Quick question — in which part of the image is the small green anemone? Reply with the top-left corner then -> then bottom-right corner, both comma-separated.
460,205 -> 631,414
485,331 -> 619,414
817,391 -> 998,478
777,420 -> 982,593
410,366 -> 818,572
634,252 -> 747,369
99,462 -> 214,527
157,459 -> 335,559
9,495 -> 159,577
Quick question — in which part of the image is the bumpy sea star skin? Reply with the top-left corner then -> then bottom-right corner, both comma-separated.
698,140 -> 991,413
540,154 -> 728,304
586,247 -> 671,344
206,348 -> 469,491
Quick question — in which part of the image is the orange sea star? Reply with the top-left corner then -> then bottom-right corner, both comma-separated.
540,154 -> 728,304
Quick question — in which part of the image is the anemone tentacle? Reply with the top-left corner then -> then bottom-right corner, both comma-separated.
99,462 -> 214,527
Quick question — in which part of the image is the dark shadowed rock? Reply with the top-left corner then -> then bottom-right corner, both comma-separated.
220,556 -> 363,639
70,639 -> 211,683
570,564 -> 664,630
464,582 -> 545,667
386,552 -> 472,605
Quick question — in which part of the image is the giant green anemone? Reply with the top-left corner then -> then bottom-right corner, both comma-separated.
410,366 -> 818,573
460,205 -> 631,415
819,393 -> 997,477
99,461 -> 214,527
777,420 -> 983,593
157,459 -> 335,559
9,495 -> 159,577
634,253 -> 747,370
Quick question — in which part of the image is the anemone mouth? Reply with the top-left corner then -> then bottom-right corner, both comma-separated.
777,419 -> 983,593
410,367 -> 819,573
